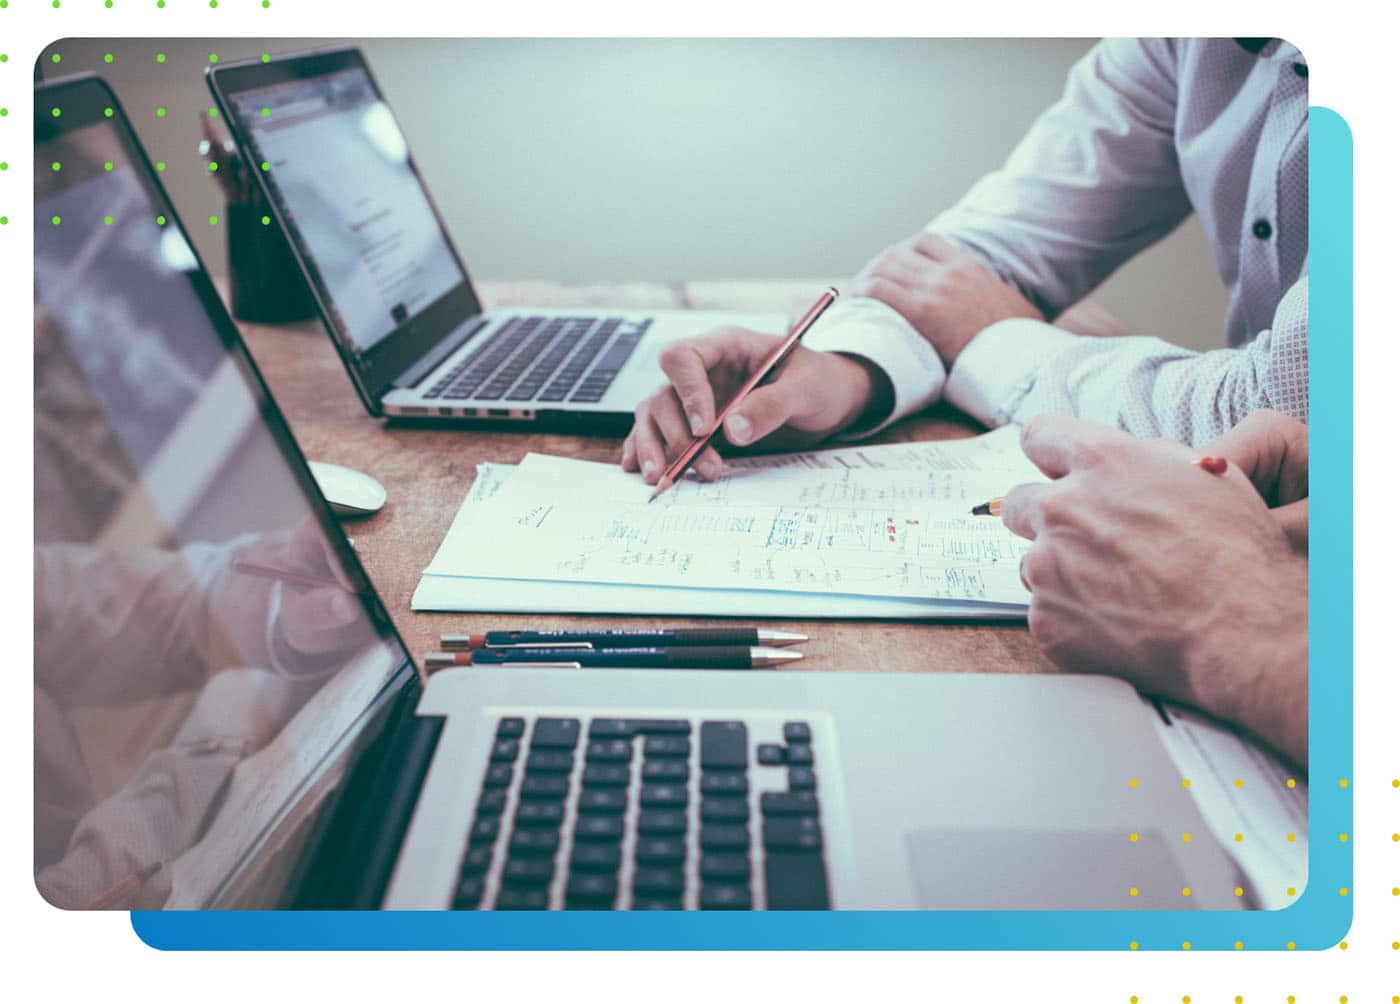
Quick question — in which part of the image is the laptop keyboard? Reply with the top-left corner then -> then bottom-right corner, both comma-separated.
452,716 -> 831,910
424,315 -> 650,405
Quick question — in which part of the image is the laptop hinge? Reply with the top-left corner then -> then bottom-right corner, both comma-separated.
287,670 -> 443,909
392,317 -> 488,390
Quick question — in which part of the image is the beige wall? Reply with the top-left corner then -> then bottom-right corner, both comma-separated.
42,37 -> 1230,351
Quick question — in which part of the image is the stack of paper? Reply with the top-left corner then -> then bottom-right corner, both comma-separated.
413,427 -> 1046,618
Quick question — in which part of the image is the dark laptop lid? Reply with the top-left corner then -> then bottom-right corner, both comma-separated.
33,74 -> 418,909
207,46 -> 485,414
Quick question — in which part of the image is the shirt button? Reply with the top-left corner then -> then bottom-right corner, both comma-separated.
1293,62 -> 1308,77
1252,218 -> 1273,240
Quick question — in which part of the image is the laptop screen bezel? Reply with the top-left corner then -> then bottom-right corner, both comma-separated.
34,72 -> 422,907
206,46 -> 486,415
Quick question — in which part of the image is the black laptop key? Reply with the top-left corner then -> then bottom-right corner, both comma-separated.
700,721 -> 748,769
497,717 -> 526,739
782,722 -> 812,744
574,814 -> 625,841
525,750 -> 574,773
700,772 -> 748,796
637,809 -> 687,834
642,759 -> 689,782
514,800 -> 565,828
632,867 -> 685,897
761,791 -> 819,816
635,837 -> 686,865
571,842 -> 622,872
459,844 -> 494,876
476,788 -> 508,815
509,829 -> 561,856
490,738 -> 520,762
629,719 -> 692,735
578,788 -> 628,813
757,743 -> 786,766
483,763 -> 513,788
699,824 -> 750,850
565,873 -> 618,907
582,763 -> 630,786
531,717 -> 581,749
639,783 -> 687,808
452,875 -> 485,909
763,816 -> 822,851
495,887 -> 549,910
586,739 -> 633,762
520,775 -> 569,799
764,851 -> 831,909
642,735 -> 690,758
700,853 -> 752,881
700,884 -> 753,910
588,718 -> 634,739
632,896 -> 684,910
787,767 -> 817,791
469,817 -> 500,844
785,744 -> 815,766
502,857 -> 555,886
701,797 -> 749,823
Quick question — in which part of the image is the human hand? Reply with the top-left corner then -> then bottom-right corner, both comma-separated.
1202,409 -> 1308,551
851,231 -> 1042,366
622,327 -> 891,483
999,415 -> 1308,766
212,519 -> 374,673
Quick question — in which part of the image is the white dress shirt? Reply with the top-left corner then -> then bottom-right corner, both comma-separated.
804,37 -> 1309,447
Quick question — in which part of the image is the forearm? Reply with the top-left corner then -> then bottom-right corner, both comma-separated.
1188,555 -> 1309,769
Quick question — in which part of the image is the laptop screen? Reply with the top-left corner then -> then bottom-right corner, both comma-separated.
224,64 -> 467,359
33,77 -> 413,910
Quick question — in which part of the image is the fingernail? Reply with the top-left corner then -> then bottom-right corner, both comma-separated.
642,460 -> 657,481
725,414 -> 752,445
687,410 -> 705,436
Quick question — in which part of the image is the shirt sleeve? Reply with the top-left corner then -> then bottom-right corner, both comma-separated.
928,38 -> 1194,319
945,276 -> 1308,447
800,296 -> 947,437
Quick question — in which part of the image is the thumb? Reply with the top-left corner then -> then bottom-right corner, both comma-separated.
723,383 -> 802,447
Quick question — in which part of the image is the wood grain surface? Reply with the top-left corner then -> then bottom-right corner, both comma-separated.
234,279 -> 1056,675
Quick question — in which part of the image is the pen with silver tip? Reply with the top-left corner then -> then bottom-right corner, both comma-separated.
424,646 -> 804,671
440,627 -> 809,651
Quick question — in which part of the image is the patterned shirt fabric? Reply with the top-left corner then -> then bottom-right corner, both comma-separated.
804,37 -> 1309,447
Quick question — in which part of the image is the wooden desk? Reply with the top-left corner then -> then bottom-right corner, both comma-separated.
234,280 -> 1054,675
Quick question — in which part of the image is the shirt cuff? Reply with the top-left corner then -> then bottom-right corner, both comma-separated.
945,318 -> 1080,427
801,297 -> 947,439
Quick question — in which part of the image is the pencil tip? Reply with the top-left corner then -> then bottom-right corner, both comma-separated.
970,502 -> 991,516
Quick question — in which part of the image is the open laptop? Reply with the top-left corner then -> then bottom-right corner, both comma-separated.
205,46 -> 785,426
35,74 -> 1296,913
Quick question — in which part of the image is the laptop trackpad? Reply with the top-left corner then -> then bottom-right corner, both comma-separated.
906,830 -> 1188,910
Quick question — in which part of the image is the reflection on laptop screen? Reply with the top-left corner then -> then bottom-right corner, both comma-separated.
34,101 -> 410,910
228,67 -> 466,357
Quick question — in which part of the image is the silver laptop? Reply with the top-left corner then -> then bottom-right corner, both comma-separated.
36,74 -> 1280,915
207,46 -> 785,426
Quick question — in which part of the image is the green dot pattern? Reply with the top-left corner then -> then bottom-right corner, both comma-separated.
209,215 -> 219,226
157,215 -> 167,225
156,162 -> 166,171
52,216 -> 61,225
104,162 -> 114,171
51,53 -> 61,64
0,162 -> 6,171
104,107 -> 114,118
0,218 -> 8,226
104,54 -> 114,64
156,107 -> 167,118
156,53 -> 166,63
104,215 -> 114,225
261,215 -> 271,225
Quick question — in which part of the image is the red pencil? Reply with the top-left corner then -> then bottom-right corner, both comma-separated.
648,287 -> 839,502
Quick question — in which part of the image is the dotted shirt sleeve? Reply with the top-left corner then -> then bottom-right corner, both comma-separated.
946,275 -> 1308,447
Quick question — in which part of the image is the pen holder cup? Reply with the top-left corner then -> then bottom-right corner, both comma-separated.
226,199 -> 319,325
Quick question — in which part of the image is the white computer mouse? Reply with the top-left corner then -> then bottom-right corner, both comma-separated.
307,461 -> 388,518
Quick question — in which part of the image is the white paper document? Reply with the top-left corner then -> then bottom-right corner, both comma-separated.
414,431 -> 1045,615
429,454 -> 1033,603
